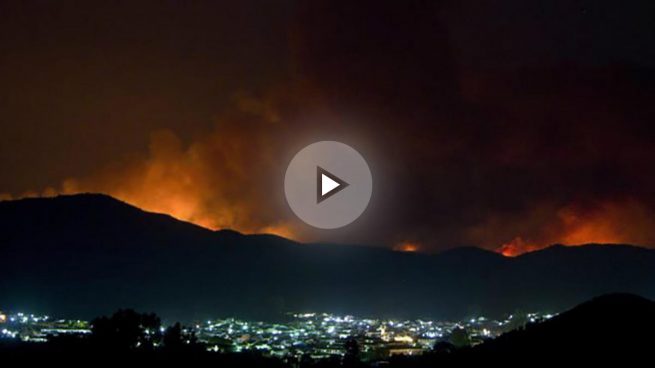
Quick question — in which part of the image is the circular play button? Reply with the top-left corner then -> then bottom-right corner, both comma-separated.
284,141 -> 373,229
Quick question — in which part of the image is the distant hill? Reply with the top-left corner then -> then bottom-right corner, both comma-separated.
1,194 -> 655,322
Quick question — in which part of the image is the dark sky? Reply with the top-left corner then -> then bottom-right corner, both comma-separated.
2,0 -> 655,254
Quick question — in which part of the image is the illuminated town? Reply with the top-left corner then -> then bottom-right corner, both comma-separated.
0,309 -> 554,361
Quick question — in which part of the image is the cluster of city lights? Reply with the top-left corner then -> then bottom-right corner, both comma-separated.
0,309 -> 554,359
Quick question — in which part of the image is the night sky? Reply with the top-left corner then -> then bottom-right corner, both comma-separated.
2,0 -> 655,255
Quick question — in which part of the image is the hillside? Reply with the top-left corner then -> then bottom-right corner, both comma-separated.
1,194 -> 655,321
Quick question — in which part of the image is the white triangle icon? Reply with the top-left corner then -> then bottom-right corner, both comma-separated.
317,166 -> 349,203
322,173 -> 340,196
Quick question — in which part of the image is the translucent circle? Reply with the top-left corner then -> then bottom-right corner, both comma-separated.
284,141 -> 373,229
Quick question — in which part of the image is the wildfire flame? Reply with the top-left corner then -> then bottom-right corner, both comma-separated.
393,242 -> 420,252
495,199 -> 655,257
497,237 -> 541,257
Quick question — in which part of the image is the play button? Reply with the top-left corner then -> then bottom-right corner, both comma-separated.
317,166 -> 348,203
284,141 -> 373,229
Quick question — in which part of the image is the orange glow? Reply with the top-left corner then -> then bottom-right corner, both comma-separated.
55,124 -> 300,239
41,89 -> 335,242
497,237 -> 541,257
495,200 -> 655,257
394,242 -> 420,252
555,205 -> 625,245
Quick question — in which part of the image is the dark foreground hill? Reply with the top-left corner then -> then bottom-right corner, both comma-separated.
1,194 -> 655,321
391,293 -> 655,366
476,293 -> 655,356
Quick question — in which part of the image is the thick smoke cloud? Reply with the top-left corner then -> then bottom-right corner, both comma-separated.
60,88 -> 329,239
288,1 -> 655,253
3,1 -> 655,254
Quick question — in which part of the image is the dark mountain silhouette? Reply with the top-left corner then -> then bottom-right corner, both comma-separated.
1,194 -> 655,321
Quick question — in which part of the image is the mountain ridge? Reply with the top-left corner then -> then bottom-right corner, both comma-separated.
1,193 -> 654,322
4,193 -> 653,257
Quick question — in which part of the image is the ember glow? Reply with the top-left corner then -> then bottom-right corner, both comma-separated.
497,237 -> 541,257
394,242 -> 420,253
